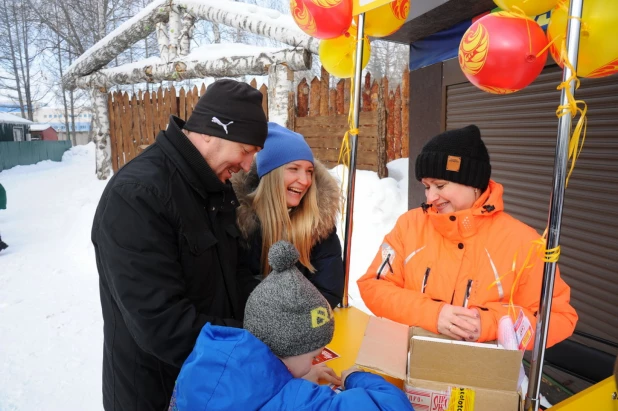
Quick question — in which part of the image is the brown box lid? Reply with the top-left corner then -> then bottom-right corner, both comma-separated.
408,336 -> 522,392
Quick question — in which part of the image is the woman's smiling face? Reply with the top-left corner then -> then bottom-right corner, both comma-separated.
283,160 -> 314,208
421,178 -> 478,213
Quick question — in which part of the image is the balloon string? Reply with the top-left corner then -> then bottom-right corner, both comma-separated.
537,33 -> 562,58
555,39 -> 588,187
488,228 -> 560,321
511,6 -> 533,55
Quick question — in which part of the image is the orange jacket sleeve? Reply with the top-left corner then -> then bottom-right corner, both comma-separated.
357,215 -> 445,333
474,253 -> 577,349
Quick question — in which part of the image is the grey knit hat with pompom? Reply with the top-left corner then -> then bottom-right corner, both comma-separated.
243,241 -> 335,358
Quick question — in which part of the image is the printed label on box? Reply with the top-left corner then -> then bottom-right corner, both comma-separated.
513,309 -> 533,352
446,387 -> 475,411
404,385 -> 450,411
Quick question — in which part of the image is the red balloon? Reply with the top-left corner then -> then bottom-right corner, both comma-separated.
290,0 -> 352,40
458,12 -> 549,94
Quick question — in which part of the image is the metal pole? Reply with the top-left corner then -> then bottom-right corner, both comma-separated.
525,0 -> 584,409
341,13 -> 365,308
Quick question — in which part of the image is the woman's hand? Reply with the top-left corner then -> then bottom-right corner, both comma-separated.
438,304 -> 481,341
341,366 -> 363,389
302,364 -> 342,385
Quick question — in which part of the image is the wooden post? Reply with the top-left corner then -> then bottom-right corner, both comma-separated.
107,93 -> 118,172
113,91 -> 124,168
393,86 -> 402,158
401,68 -> 410,158
362,72 -> 371,111
259,83 -> 269,121
91,86 -> 113,179
121,92 -> 134,164
267,63 -> 294,128
377,82 -> 387,178
131,93 -> 140,158
144,91 -> 155,145
178,88 -> 187,121
319,66 -> 329,116
309,77 -> 320,117
169,86 -> 178,117
336,79 -> 345,115
297,78 -> 309,118
344,78 -> 351,114
370,79 -> 379,111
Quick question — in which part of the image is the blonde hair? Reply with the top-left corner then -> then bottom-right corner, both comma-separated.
248,166 -> 320,277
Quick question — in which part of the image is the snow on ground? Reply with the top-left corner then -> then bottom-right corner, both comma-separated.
0,143 -> 409,410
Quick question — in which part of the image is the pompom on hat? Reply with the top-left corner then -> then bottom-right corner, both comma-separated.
415,124 -> 491,192
256,123 -> 314,178
243,241 -> 334,358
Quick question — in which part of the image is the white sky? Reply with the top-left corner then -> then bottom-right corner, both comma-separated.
0,143 -> 409,409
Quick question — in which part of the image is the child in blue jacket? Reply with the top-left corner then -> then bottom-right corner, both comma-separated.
169,241 -> 413,411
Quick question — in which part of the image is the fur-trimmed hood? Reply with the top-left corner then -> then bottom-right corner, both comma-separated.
232,160 -> 342,247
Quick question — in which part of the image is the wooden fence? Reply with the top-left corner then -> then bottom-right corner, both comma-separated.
108,67 -> 409,177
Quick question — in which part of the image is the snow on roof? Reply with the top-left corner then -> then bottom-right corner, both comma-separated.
181,0 -> 299,31
65,0 -> 314,85
102,43 -> 294,75
0,112 -> 33,124
30,123 -> 55,131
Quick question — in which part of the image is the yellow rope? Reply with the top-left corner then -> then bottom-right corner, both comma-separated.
555,37 -> 588,188
488,229 -> 561,321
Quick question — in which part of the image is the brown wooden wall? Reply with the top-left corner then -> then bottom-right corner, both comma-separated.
108,66 -> 409,176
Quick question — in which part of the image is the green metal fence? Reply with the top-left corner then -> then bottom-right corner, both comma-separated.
0,141 -> 72,172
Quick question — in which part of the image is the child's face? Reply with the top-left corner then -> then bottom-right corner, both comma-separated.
283,347 -> 324,378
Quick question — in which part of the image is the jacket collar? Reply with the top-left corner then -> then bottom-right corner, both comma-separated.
232,160 -> 341,246
425,180 -> 504,241
157,115 -> 233,198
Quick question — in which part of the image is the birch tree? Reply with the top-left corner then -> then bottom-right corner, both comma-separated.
0,0 -> 49,120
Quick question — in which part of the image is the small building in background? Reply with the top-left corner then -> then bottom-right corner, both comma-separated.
0,113 -> 32,142
30,124 -> 59,141
34,107 -> 92,145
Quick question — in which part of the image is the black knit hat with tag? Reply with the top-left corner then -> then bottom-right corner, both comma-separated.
184,79 -> 268,148
415,125 -> 491,191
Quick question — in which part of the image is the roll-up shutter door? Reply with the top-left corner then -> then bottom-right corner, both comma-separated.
445,64 -> 618,354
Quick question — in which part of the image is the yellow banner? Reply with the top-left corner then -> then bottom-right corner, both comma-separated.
353,0 -> 394,15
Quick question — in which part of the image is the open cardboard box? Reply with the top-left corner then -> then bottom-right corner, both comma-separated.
356,316 -> 523,411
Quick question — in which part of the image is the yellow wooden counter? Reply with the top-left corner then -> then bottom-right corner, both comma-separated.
550,377 -> 617,410
325,306 -> 403,388
326,307 -> 618,410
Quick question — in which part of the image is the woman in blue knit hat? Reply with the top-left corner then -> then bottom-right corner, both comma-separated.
232,122 -> 344,309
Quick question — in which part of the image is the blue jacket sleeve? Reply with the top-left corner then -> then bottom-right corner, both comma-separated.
281,372 -> 413,411
308,228 -> 345,308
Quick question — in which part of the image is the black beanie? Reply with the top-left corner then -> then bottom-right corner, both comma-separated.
184,79 -> 268,148
415,125 -> 491,191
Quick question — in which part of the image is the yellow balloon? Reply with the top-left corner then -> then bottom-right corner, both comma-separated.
319,28 -> 371,78
493,0 -> 558,16
547,0 -> 618,78
364,0 -> 410,38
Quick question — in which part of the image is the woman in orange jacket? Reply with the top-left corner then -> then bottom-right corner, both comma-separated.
357,125 -> 577,348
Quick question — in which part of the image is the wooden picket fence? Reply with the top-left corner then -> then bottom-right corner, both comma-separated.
108,66 -> 409,177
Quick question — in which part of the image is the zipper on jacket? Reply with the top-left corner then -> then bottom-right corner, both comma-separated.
376,253 -> 393,279
421,267 -> 430,294
462,279 -> 473,308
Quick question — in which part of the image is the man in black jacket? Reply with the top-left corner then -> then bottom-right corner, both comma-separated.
92,79 -> 267,410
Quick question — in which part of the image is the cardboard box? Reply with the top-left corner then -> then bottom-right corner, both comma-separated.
356,316 -> 523,411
